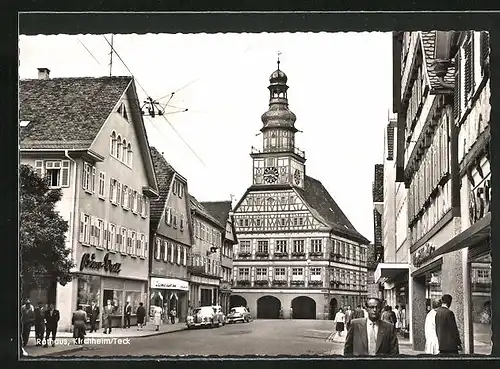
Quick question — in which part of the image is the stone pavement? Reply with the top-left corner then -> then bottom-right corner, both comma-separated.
23,323 -> 186,357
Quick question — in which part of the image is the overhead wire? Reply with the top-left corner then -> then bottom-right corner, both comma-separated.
77,38 -> 101,66
101,34 -> 205,166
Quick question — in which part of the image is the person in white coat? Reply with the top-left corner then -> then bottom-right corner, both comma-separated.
424,298 -> 441,354
334,308 -> 346,337
153,305 -> 163,331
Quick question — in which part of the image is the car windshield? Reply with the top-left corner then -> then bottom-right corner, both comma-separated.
231,307 -> 246,314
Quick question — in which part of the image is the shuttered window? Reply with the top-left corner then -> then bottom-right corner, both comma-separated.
480,31 -> 490,76
464,36 -> 474,107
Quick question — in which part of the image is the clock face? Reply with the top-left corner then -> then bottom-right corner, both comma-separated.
294,169 -> 301,185
264,167 -> 279,183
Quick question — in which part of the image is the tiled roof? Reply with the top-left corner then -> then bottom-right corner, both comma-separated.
420,31 -> 456,90
19,76 -> 132,149
372,164 -> 384,202
296,175 -> 370,245
199,201 -> 232,227
189,195 -> 225,229
149,147 -> 176,228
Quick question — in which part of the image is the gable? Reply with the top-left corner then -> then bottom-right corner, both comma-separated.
19,76 -> 132,150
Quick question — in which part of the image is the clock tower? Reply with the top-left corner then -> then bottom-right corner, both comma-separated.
251,59 -> 306,188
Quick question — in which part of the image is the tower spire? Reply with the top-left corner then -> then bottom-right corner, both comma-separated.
277,50 -> 281,70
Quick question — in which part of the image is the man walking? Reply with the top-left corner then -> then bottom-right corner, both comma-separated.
34,302 -> 45,346
102,299 -> 114,334
344,297 -> 399,356
89,301 -> 100,333
124,301 -> 132,329
44,303 -> 60,347
170,307 -> 177,324
345,306 -> 353,332
21,300 -> 34,347
351,304 -> 365,319
435,294 -> 462,355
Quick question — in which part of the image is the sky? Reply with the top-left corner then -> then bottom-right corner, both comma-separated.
18,32 -> 393,242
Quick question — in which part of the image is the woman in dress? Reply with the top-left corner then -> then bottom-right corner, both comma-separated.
334,308 -> 345,337
424,298 -> 441,354
153,305 -> 163,331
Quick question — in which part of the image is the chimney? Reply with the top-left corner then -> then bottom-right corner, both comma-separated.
37,68 -> 50,80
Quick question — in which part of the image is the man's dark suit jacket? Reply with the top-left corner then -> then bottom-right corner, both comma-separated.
90,306 -> 100,322
435,306 -> 461,353
44,309 -> 60,328
344,318 -> 399,356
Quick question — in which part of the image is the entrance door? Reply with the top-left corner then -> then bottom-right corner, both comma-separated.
200,289 -> 212,306
257,296 -> 281,319
329,298 -> 338,320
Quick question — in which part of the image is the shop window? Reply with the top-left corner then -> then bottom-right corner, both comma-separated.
470,252 -> 492,354
77,275 -> 101,312
125,291 -> 142,314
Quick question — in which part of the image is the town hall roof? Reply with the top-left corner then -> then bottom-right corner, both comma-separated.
19,76 -> 133,150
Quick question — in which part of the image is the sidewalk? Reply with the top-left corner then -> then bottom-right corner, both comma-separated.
23,323 -> 186,357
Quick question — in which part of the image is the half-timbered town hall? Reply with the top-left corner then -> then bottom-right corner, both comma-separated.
231,62 -> 371,320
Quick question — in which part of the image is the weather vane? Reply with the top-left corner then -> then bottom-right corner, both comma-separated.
277,51 -> 282,69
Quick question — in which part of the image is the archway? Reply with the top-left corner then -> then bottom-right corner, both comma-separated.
291,296 -> 316,319
257,295 -> 281,319
229,295 -> 247,309
329,298 -> 338,320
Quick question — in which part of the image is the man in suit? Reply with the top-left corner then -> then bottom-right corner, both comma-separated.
124,301 -> 132,328
44,303 -> 60,347
21,300 -> 35,347
72,305 -> 87,344
344,297 -> 399,356
351,304 -> 365,319
102,299 -> 114,334
89,301 -> 100,333
435,294 -> 462,355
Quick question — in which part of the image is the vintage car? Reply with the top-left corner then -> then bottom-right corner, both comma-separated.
186,306 -> 224,329
226,306 -> 252,323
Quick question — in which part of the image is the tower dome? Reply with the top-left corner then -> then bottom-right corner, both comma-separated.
269,69 -> 288,84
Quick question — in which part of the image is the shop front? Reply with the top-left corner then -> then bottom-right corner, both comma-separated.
189,274 -> 220,308
374,263 -> 410,338
57,250 -> 149,332
149,277 -> 189,323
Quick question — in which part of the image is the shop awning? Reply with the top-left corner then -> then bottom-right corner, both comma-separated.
431,212 -> 490,259
374,263 -> 410,284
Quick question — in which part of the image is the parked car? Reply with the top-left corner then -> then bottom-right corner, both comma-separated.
212,305 -> 226,326
227,306 -> 252,323
186,306 -> 223,329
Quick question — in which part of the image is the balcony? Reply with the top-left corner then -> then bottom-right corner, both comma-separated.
250,146 -> 306,160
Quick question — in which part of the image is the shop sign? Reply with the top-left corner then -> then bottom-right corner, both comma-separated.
190,275 -> 220,286
412,243 -> 436,268
150,277 -> 189,291
80,253 -> 121,273
469,177 -> 491,225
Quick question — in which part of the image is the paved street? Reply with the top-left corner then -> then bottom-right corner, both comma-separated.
49,320 -> 415,357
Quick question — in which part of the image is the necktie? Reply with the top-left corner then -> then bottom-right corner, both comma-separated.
368,322 -> 377,355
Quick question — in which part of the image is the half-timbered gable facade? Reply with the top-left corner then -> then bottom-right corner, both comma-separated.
232,63 -> 369,320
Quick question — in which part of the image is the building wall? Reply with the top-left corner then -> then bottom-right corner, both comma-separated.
395,182 -> 409,263
383,125 -> 397,263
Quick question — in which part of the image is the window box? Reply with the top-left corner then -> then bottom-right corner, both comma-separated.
274,252 -> 288,258
254,280 -> 269,286
238,251 -> 251,258
309,251 -> 323,257
255,252 -> 269,257
330,252 -> 341,259
308,280 -> 323,286
330,280 -> 341,286
237,280 -> 251,287
290,280 -> 305,286
272,280 -> 287,286
291,252 -> 305,257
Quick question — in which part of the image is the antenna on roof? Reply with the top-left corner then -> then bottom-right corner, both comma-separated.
109,34 -> 114,77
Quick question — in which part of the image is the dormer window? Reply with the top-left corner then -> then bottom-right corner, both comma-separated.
118,102 -> 128,122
